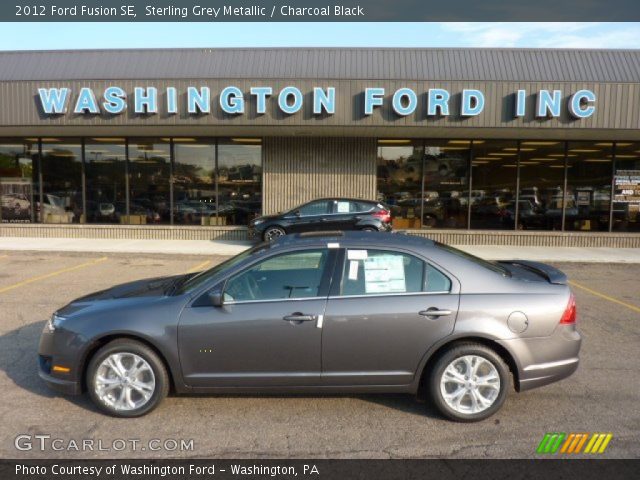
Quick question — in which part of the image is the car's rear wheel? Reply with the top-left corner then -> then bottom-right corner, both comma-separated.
87,339 -> 169,418
361,226 -> 378,232
263,226 -> 286,241
429,343 -> 509,422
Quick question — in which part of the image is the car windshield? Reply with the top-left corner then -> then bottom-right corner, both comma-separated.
174,243 -> 270,294
435,242 -> 510,276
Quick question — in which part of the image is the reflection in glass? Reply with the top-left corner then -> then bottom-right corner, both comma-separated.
41,139 -> 82,223
612,142 -> 640,232
422,140 -> 470,229
0,138 -> 38,223
517,141 -> 566,230
128,139 -> 171,224
173,140 -> 216,225
376,141 -> 424,229
470,140 -> 518,230
565,142 -> 613,231
85,139 -> 126,224
217,139 -> 262,225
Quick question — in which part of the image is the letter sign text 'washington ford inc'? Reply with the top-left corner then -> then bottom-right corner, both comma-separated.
37,86 -> 597,120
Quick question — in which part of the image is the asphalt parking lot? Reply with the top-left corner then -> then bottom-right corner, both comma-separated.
0,251 -> 638,459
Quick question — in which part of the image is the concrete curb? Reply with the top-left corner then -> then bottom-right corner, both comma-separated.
1,237 -> 640,263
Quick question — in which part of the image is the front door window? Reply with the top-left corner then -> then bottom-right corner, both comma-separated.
224,249 -> 330,302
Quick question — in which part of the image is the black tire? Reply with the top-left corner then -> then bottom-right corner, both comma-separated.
361,226 -> 378,232
428,343 -> 510,422
262,226 -> 286,241
86,339 -> 169,418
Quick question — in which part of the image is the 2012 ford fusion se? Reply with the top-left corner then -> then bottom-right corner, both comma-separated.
38,231 -> 580,421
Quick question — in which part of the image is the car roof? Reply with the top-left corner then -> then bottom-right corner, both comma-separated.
269,231 -> 435,250
307,198 -> 378,204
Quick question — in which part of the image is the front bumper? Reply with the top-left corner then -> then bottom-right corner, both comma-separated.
498,325 -> 582,392
38,368 -> 82,395
247,225 -> 261,240
38,325 -> 83,396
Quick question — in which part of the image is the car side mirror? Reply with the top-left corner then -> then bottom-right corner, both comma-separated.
208,291 -> 224,307
294,210 -> 301,217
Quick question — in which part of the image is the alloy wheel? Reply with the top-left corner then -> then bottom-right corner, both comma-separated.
94,352 -> 156,411
264,227 -> 285,241
439,355 -> 501,415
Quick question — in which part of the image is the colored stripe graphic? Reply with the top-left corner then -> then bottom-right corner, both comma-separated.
560,433 -> 589,454
539,432 -> 613,454
584,433 -> 613,454
537,433 -> 566,454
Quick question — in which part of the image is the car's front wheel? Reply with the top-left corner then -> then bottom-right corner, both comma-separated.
87,339 -> 169,417
429,343 -> 509,422
263,226 -> 286,241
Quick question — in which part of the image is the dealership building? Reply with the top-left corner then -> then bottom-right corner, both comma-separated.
0,47 -> 639,246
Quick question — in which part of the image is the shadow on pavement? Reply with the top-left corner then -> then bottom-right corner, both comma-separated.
0,320 -> 96,411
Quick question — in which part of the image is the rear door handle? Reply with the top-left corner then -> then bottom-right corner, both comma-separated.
283,313 -> 316,322
419,308 -> 452,318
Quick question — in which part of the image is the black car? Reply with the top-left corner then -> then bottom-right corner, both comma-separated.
248,198 -> 392,241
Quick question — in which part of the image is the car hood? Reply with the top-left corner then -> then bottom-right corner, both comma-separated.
66,274 -> 190,305
251,214 -> 281,225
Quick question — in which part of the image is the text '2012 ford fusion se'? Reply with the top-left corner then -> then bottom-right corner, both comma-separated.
39,231 -> 580,422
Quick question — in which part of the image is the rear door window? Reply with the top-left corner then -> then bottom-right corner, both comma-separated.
298,200 -> 331,216
339,249 -> 451,296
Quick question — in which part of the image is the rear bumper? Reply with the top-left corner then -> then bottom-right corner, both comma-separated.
498,325 -> 581,392
518,357 -> 579,391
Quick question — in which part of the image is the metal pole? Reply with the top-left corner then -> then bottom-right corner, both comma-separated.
38,139 -> 44,223
466,142 -> 473,230
419,141 -> 425,229
125,139 -> 130,220
609,143 -> 616,232
514,140 -> 521,230
561,142 -> 568,231
81,138 -> 86,224
169,139 -> 174,226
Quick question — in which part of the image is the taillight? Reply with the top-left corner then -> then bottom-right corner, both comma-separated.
559,293 -> 577,325
373,209 -> 391,223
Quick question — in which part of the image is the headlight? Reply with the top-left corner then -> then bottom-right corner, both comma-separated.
252,219 -> 264,226
47,313 -> 66,332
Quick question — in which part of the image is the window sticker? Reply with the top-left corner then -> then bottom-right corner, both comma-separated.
348,260 -> 359,280
363,255 -> 406,293
337,201 -> 350,213
347,249 -> 368,260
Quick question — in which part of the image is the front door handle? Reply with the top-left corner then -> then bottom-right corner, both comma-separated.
419,308 -> 452,318
283,313 -> 316,323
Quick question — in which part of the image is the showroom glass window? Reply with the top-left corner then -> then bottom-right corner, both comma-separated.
40,138 -> 83,224
85,138 -> 127,224
217,139 -> 262,226
564,142 -> 613,232
423,140 -> 470,229
376,141 -> 424,229
612,142 -> 640,232
517,141 -> 566,230
470,140 -> 518,230
128,138 -> 171,225
173,139 -> 216,225
0,138 -> 38,223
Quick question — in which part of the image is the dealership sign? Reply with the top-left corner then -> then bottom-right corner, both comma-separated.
37,86 -> 597,119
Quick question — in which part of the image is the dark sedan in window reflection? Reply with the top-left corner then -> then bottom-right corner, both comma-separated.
248,198 -> 392,241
